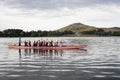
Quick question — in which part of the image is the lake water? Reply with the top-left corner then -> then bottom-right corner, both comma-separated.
0,37 -> 120,80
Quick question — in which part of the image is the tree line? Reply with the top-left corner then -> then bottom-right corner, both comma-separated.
0,29 -> 74,37
81,29 -> 120,36
0,28 -> 120,37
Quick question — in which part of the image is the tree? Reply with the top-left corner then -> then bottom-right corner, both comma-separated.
0,31 -> 3,37
112,31 -> 120,36
3,29 -> 23,37
30,31 -> 38,37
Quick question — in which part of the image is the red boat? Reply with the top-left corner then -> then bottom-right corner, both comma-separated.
8,45 -> 87,50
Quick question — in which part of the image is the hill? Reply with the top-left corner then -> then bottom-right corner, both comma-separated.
57,23 -> 120,36
58,23 -> 96,32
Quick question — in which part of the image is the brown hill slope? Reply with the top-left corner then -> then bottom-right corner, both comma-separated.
58,23 -> 120,32
57,23 -> 120,36
58,23 -> 96,32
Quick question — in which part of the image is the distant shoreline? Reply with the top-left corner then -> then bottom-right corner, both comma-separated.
0,22 -> 120,37
0,35 -> 120,37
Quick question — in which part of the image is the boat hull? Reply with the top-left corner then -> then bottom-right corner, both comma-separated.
8,45 -> 87,50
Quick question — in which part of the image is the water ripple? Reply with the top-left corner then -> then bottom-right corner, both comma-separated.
0,37 -> 120,80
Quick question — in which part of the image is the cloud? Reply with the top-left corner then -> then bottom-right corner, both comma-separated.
0,0 -> 120,31
1,0 -> 120,10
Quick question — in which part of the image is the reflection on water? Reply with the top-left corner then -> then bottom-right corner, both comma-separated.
0,37 -> 120,80
19,49 -> 64,59
19,49 -> 22,60
18,48 -> 87,60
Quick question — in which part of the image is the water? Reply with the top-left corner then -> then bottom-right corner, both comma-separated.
0,37 -> 120,80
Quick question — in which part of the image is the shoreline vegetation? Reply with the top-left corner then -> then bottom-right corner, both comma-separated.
0,29 -> 75,37
0,28 -> 120,37
0,23 -> 120,37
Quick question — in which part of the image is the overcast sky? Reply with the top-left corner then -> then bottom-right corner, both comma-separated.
0,0 -> 120,31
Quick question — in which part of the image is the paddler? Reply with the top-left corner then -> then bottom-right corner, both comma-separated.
18,37 -> 21,46
28,40 -> 31,46
24,40 -> 28,46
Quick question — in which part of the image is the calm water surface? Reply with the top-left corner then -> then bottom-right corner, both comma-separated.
0,37 -> 120,80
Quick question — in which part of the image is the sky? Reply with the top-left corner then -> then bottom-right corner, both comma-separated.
0,0 -> 120,31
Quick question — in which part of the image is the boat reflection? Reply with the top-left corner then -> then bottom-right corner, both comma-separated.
32,49 -> 64,57
18,48 -> 87,60
18,49 -> 64,57
19,49 -> 22,59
